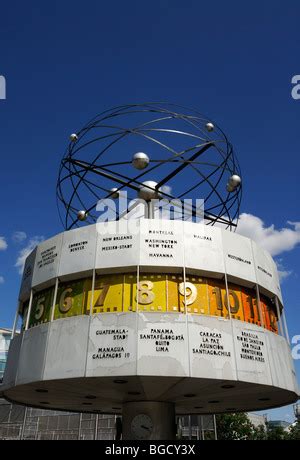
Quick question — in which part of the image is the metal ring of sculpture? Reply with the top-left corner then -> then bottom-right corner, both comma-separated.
57,103 -> 242,230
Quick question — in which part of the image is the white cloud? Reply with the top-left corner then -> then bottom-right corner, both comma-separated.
0,276 -> 4,284
237,213 -> 300,257
15,236 -> 44,275
0,236 -> 8,251
278,269 -> 292,281
12,231 -> 27,243
276,259 -> 293,282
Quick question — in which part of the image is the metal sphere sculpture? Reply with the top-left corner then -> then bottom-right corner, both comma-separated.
57,103 -> 242,230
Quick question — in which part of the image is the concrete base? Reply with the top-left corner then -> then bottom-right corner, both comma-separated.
122,401 -> 176,440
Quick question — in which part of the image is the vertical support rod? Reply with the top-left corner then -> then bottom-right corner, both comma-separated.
90,269 -> 96,316
8,402 -> 12,424
201,415 -> 205,440
50,278 -> 59,322
144,201 -> 148,218
78,413 -> 82,440
224,274 -> 232,321
90,229 -> 98,316
281,308 -> 290,343
197,415 -> 200,440
94,414 -> 99,440
274,296 -> 284,338
206,280 -> 210,316
213,414 -> 218,440
35,415 -> 40,440
20,407 -> 28,440
146,200 -> 155,219
136,265 -> 140,313
183,264 -> 191,376
255,285 -> 264,328
11,303 -> 20,338
135,265 -> 140,376
224,272 -> 239,380
25,291 -> 33,330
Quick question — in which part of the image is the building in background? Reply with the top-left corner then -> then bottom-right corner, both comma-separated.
267,420 -> 291,431
0,400 -> 216,440
178,415 -> 217,440
0,400 -> 116,440
0,328 -> 12,383
247,413 -> 267,428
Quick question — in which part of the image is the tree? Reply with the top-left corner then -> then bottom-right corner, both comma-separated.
252,424 -> 268,440
265,423 -> 289,440
287,421 -> 300,440
215,413 -> 300,440
216,413 -> 257,440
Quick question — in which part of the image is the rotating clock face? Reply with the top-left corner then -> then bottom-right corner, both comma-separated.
131,414 -> 153,440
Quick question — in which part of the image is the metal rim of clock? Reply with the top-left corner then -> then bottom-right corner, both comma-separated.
56,102 -> 242,231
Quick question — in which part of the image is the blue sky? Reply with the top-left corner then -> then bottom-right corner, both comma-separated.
0,0 -> 299,422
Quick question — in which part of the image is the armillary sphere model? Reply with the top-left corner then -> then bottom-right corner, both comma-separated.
3,103 -> 298,441
56,103 -> 242,230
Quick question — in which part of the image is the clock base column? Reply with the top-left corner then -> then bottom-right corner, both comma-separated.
122,401 -> 176,440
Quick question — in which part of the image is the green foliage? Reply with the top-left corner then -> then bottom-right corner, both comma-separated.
216,413 -> 299,440
252,424 -> 268,440
288,421 -> 300,440
265,423 -> 289,440
216,413 -> 256,440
